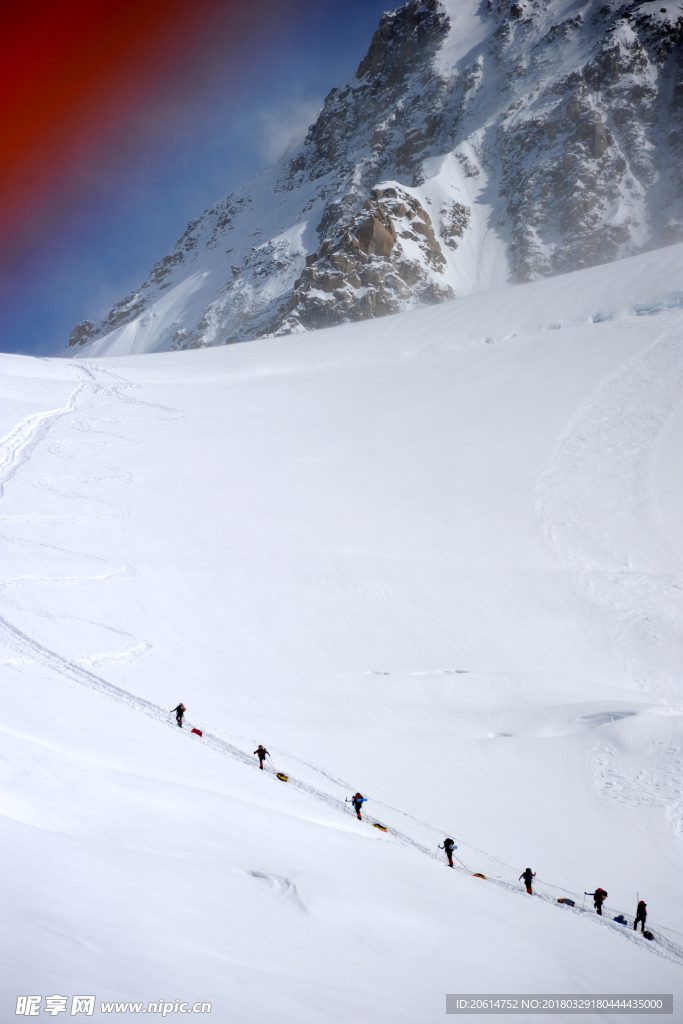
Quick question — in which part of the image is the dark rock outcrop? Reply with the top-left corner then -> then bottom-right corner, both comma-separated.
66,0 -> 683,356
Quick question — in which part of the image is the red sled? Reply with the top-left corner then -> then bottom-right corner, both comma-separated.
191,728 -> 203,737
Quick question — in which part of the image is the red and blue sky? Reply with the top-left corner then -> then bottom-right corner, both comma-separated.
0,0 -> 389,354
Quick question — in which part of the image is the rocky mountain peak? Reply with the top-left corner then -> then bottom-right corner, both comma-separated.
282,0 -> 449,191
356,0 -> 449,83
67,0 -> 683,358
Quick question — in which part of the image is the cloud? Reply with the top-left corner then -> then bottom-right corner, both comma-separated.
258,98 -> 322,165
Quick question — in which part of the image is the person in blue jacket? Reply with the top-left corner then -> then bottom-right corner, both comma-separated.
348,792 -> 367,819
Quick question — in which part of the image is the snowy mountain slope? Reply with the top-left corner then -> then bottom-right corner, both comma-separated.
4,246 -> 683,1019
66,0 -> 683,358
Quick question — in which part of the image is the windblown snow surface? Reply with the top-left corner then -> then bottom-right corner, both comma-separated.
3,246 -> 683,1021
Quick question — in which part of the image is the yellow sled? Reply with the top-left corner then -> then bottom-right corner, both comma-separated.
473,873 -> 487,879
372,823 -> 388,832
276,772 -> 289,782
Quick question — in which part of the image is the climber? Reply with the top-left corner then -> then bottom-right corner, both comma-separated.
439,838 -> 456,867
519,868 -> 536,894
171,703 -> 186,727
634,900 -> 647,933
254,745 -> 269,770
347,792 -> 367,820
585,888 -> 608,915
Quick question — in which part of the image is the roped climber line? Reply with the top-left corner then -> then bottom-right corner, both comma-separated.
3,601 -> 679,964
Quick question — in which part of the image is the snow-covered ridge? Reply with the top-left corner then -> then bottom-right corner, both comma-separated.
66,0 -> 683,357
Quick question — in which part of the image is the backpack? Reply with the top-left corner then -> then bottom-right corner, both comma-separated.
558,898 -> 575,907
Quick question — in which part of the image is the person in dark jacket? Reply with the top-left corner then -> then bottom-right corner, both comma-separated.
585,888 -> 608,915
171,704 -> 186,727
439,838 -> 456,867
348,793 -> 367,819
519,868 -> 536,894
634,900 -> 647,932
254,745 -> 269,769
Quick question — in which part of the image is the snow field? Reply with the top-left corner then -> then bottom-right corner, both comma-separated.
3,245 -> 683,1020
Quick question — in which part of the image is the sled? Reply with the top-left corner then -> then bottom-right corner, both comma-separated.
643,930 -> 654,941
191,728 -> 203,737
276,772 -> 289,782
558,898 -> 575,907
613,914 -> 627,924
372,823 -> 388,832
473,873 -> 487,879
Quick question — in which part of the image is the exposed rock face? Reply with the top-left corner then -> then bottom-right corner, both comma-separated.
66,0 -> 683,357
283,0 -> 450,191
68,320 -> 97,347
283,185 -> 453,333
492,0 -> 683,279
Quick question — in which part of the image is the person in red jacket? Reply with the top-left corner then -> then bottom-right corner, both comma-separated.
347,793 -> 367,819
254,745 -> 269,769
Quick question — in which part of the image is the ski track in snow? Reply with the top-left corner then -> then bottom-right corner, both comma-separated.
536,320 -> 683,694
0,363 -> 181,666
0,378 -> 86,498
2,360 -> 682,969
536,320 -> 683,839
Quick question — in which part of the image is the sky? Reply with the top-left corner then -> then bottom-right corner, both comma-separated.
0,0 -> 391,357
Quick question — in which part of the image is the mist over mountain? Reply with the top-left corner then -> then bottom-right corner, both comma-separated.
66,0 -> 683,357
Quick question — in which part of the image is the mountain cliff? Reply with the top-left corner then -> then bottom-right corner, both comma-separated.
66,0 -> 683,357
